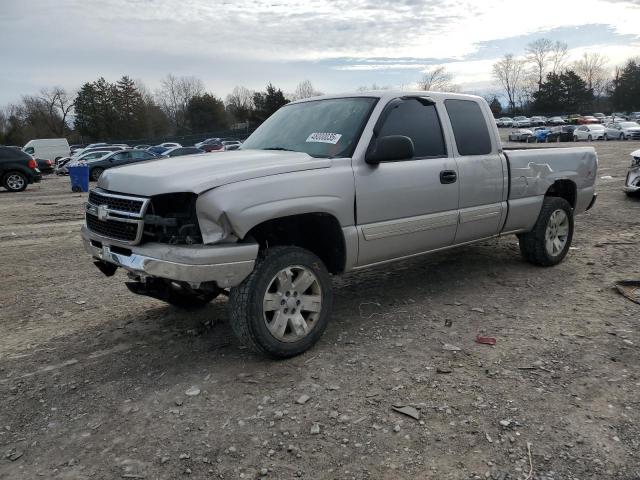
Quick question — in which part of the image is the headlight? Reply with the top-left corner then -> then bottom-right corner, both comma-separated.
143,193 -> 203,244
632,156 -> 640,167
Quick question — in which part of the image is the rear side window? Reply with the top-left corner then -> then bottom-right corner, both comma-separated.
444,99 -> 492,156
377,98 -> 446,158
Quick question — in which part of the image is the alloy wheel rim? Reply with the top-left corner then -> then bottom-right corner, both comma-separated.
545,209 -> 569,257
7,174 -> 25,190
263,265 -> 322,342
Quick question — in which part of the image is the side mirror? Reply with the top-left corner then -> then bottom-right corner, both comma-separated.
366,135 -> 415,165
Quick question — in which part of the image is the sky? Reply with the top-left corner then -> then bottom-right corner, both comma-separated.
1,0 -> 639,105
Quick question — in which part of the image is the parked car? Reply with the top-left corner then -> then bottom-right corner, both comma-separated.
134,144 -> 151,150
532,127 -> 552,142
593,113 -> 605,120
624,148 -> 640,197
546,126 -> 577,143
35,158 -> 54,174
573,124 -> 606,141
146,146 -> 169,156
604,121 -> 640,141
530,116 -> 547,126
0,145 -> 42,192
195,138 -> 222,149
57,150 -> 114,175
81,91 -> 597,358
22,138 -> 70,161
567,114 -> 582,125
71,145 -> 122,159
547,116 -> 566,126
70,144 -> 87,154
86,149 -> 157,181
159,142 -> 181,149
161,146 -> 204,158
200,142 -> 225,152
222,140 -> 242,151
577,116 -> 600,125
629,112 -> 640,121
495,117 -> 514,128
512,116 -> 531,127
508,128 -> 534,142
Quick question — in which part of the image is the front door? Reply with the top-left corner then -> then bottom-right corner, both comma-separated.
354,97 -> 460,266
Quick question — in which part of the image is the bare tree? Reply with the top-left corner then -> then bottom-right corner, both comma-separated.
418,66 -> 458,91
36,87 -> 74,136
156,74 -> 205,132
356,83 -> 391,91
550,41 -> 569,75
290,80 -> 322,101
574,53 -> 610,98
525,38 -> 554,89
492,54 -> 525,113
225,86 -> 255,123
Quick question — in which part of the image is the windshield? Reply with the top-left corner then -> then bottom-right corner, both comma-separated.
241,97 -> 378,158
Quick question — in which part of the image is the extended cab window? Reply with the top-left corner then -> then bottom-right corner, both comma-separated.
377,99 -> 446,158
444,99 -> 492,156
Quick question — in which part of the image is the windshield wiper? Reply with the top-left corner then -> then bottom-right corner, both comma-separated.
263,147 -> 297,152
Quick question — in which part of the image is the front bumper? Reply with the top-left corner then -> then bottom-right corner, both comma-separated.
81,226 -> 258,287
624,167 -> 640,193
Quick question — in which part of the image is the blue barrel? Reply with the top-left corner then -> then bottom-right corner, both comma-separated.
68,165 -> 90,192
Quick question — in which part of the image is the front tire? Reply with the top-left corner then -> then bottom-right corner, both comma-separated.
518,197 -> 574,266
229,246 -> 333,358
3,171 -> 28,192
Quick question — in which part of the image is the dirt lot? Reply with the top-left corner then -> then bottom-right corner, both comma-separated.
1,138 -> 639,480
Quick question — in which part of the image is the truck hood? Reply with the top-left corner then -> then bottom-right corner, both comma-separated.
97,149 -> 332,196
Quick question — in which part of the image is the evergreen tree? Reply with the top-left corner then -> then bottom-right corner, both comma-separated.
186,93 -> 227,132
252,83 -> 288,123
610,60 -> 640,111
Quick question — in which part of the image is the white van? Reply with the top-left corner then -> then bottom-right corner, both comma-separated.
23,138 -> 70,161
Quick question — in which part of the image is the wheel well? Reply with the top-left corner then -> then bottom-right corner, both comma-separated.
546,180 -> 576,208
246,213 -> 346,274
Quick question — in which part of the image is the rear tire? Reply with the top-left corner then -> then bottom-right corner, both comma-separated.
573,135 -> 578,142
228,246 -> 333,358
2,171 -> 28,192
518,197 -> 574,266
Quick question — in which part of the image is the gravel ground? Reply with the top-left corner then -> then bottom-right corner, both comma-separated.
1,138 -> 639,480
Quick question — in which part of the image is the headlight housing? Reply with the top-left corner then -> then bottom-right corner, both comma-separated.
143,193 -> 202,245
632,156 -> 640,167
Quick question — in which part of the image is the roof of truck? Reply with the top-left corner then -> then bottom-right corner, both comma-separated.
289,90 -> 484,105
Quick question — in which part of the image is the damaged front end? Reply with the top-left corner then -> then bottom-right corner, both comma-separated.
624,149 -> 640,196
83,188 -> 258,298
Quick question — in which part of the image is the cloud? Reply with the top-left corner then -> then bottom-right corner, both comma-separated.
1,0 -> 639,104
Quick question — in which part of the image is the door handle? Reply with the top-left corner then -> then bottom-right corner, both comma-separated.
440,170 -> 457,184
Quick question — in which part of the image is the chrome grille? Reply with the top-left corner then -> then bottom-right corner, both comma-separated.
85,189 -> 149,245
88,190 -> 144,214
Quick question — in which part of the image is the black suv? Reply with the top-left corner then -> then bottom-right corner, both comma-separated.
0,146 -> 42,192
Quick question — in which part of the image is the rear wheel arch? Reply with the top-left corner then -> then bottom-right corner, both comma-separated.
545,179 -> 577,209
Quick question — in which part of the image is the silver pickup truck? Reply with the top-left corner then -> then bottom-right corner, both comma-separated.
81,92 -> 598,358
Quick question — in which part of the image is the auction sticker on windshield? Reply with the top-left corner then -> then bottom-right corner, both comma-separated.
306,132 -> 342,144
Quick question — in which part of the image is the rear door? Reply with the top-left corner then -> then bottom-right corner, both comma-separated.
442,99 -> 506,244
354,97 -> 460,266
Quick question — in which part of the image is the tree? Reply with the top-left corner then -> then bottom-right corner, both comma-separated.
186,93 -> 228,132
610,59 -> 640,110
418,66 -> 457,91
533,70 -> 593,114
356,83 -> 391,91
252,83 -> 288,123
525,38 -> 554,89
488,97 -> 502,115
550,41 -> 569,75
38,87 -> 74,136
225,86 -> 255,123
574,53 -> 609,99
156,74 -> 205,133
115,76 -> 146,138
290,80 -> 322,101
493,54 -> 525,113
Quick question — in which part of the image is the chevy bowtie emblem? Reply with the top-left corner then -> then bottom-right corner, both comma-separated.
97,204 -> 109,221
